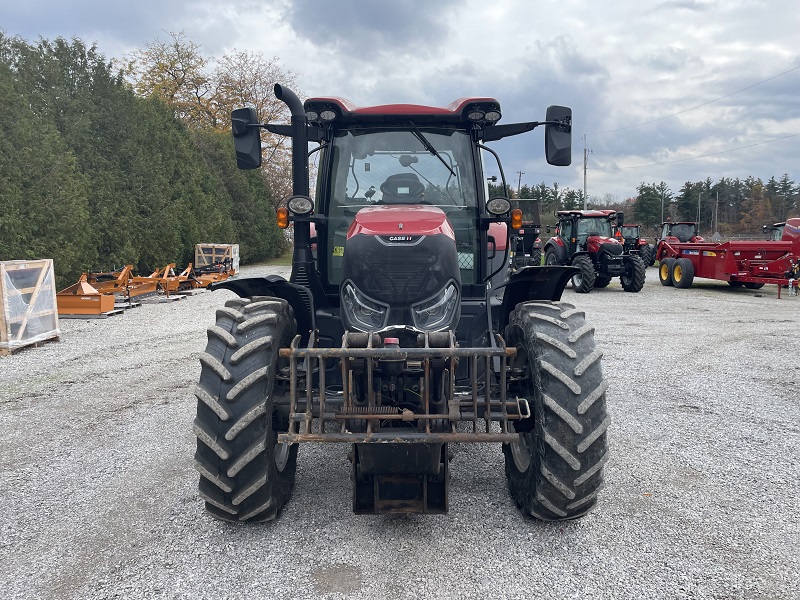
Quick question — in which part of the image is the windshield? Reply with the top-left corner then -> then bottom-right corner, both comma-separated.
620,226 -> 639,239
323,128 -> 479,285
577,217 -> 612,238
669,223 -> 695,242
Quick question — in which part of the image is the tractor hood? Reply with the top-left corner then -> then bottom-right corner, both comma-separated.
340,205 -> 461,332
346,205 -> 456,240
585,235 -> 622,254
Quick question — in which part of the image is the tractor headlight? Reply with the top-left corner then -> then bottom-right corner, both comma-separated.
287,195 -> 314,215
411,282 -> 459,331
342,282 -> 389,331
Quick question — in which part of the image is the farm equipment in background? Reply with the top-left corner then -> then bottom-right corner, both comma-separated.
56,274 -> 117,315
543,210 -> 646,293
509,201 -> 543,268
614,223 -> 653,267
657,217 -> 800,296
193,84 -> 609,522
653,221 -> 704,265
191,258 -> 236,288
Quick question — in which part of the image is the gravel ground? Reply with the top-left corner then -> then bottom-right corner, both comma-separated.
1,264 -> 798,600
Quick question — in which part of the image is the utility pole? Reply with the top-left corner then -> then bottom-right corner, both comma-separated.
582,135 -> 592,209
697,193 -> 701,233
516,170 -> 524,196
715,191 -> 719,233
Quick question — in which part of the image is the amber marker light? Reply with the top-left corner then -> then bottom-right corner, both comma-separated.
511,208 -> 523,230
277,207 -> 289,229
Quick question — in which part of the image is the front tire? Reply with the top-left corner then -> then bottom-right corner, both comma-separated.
503,302 -> 609,520
659,258 -> 676,286
194,297 -> 298,522
545,248 -> 561,266
621,255 -> 646,292
571,255 -> 596,293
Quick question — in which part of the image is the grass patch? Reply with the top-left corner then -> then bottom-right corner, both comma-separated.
262,251 -> 293,266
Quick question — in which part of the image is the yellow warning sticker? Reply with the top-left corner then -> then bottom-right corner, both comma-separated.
333,246 -> 345,256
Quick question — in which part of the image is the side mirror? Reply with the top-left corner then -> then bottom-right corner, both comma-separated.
546,225 -> 551,234
616,212 -> 624,228
231,107 -> 262,170
545,106 -> 572,166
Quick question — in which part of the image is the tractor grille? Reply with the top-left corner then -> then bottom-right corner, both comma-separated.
601,243 -> 622,256
357,247 -> 439,300
342,233 -> 461,305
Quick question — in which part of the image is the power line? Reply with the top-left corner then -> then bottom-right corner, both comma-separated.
607,132 -> 800,169
587,64 -> 800,135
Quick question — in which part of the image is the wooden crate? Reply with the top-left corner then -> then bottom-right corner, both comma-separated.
0,259 -> 60,356
195,243 -> 239,274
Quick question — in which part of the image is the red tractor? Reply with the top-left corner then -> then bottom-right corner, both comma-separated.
543,210 -> 646,293
613,223 -> 653,267
653,221 -> 704,264
193,85 -> 609,523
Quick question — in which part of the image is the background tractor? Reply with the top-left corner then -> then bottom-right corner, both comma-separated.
613,223 -> 653,267
509,202 -> 543,269
543,210 -> 646,293
193,85 -> 608,523
653,221 -> 704,264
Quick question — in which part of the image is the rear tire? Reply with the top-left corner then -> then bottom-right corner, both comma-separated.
639,247 -> 652,267
659,258 -> 676,286
503,301 -> 609,520
530,248 -> 542,266
744,282 -> 765,290
194,297 -> 298,522
672,258 -> 695,289
621,255 -> 646,292
571,255 -> 596,293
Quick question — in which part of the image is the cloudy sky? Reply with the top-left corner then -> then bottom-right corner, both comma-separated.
3,0 -> 799,202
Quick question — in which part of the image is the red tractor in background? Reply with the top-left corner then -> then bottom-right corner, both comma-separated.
653,221 -> 704,264
510,202 -> 544,268
544,209 -> 646,293
192,85 -> 609,523
614,223 -> 653,267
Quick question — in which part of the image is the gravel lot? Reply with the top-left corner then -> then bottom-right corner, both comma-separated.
1,264 -> 798,600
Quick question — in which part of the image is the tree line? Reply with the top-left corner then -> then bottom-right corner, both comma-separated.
491,174 -> 798,237
0,33 -> 290,288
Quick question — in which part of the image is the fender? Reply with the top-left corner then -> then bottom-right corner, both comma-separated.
495,265 -> 579,331
210,275 -> 315,344
543,239 -> 567,264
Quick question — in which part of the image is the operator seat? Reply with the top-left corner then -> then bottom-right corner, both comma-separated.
379,173 -> 425,204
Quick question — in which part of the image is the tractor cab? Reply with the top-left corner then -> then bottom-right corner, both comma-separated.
659,221 -> 704,243
763,222 -> 786,241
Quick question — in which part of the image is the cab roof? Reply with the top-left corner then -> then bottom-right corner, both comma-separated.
303,96 -> 502,126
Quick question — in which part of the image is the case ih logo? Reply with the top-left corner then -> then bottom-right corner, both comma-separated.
383,236 -> 417,243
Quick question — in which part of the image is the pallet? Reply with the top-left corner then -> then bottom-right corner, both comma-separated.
141,294 -> 186,303
0,259 -> 60,356
0,336 -> 61,356
195,243 -> 239,273
58,309 -> 125,319
114,301 -> 142,310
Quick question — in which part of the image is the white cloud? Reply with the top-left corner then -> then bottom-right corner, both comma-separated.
2,0 -> 798,199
